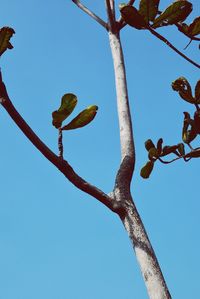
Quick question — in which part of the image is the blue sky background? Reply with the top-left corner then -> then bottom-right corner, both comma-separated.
0,1 -> 200,298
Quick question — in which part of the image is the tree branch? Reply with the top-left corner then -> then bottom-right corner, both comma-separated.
72,0 -> 108,30
0,71 -> 118,213
58,128 -> 63,159
149,28 -> 200,69
105,0 -> 116,32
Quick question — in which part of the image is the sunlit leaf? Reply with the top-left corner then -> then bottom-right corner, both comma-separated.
172,77 -> 195,104
0,27 -> 15,57
152,1 -> 192,29
145,139 -> 155,151
52,93 -> 77,128
62,105 -> 98,130
139,0 -> 160,23
195,80 -> 200,103
140,161 -> 154,179
119,5 -> 147,29
188,16 -> 200,36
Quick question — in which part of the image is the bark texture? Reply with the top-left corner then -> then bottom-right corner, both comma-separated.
108,30 -> 171,299
118,194 -> 171,299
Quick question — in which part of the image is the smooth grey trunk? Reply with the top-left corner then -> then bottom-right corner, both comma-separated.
108,31 -> 134,163
108,30 -> 171,299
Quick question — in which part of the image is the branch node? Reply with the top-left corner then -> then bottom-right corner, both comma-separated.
72,0 -> 108,29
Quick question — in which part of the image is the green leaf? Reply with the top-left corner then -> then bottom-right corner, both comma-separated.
172,77 -> 195,104
62,105 -> 98,130
182,112 -> 193,144
188,16 -> 200,36
119,5 -> 147,29
177,22 -> 189,35
177,143 -> 185,156
52,93 -> 77,128
195,80 -> 200,103
139,0 -> 160,23
182,113 -> 197,144
152,1 -> 192,29
185,149 -> 200,158
0,27 -> 15,57
140,161 -> 154,179
157,138 -> 163,155
162,145 -> 179,156
148,147 -> 159,160
145,139 -> 155,151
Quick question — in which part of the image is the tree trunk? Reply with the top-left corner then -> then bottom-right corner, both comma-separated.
108,30 -> 172,299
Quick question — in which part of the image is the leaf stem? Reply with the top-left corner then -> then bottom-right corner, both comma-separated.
149,28 -> 200,69
184,38 -> 193,50
158,156 -> 181,164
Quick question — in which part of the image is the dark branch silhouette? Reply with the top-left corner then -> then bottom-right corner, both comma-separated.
149,28 -> 200,69
0,71 -> 118,213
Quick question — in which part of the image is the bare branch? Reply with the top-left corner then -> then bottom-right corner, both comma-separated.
72,0 -> 108,29
58,128 -> 63,159
0,71 -> 118,213
128,0 -> 135,5
149,28 -> 200,69
105,0 -> 116,31
184,38 -> 193,50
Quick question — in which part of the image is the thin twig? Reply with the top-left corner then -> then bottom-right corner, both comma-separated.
158,156 -> 181,164
184,38 -> 193,50
0,71 -> 119,213
149,28 -> 200,69
117,0 -> 136,30
58,128 -> 63,159
187,143 -> 194,150
109,0 -> 115,19
158,146 -> 200,164
72,0 -> 108,29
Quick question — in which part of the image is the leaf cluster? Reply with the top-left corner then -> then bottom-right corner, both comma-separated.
52,93 -> 98,131
119,1 -> 200,47
141,78 -> 200,179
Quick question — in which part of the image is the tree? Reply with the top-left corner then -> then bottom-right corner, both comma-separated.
0,1 -> 200,298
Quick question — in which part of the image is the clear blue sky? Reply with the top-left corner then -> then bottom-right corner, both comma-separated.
0,1 -> 200,298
